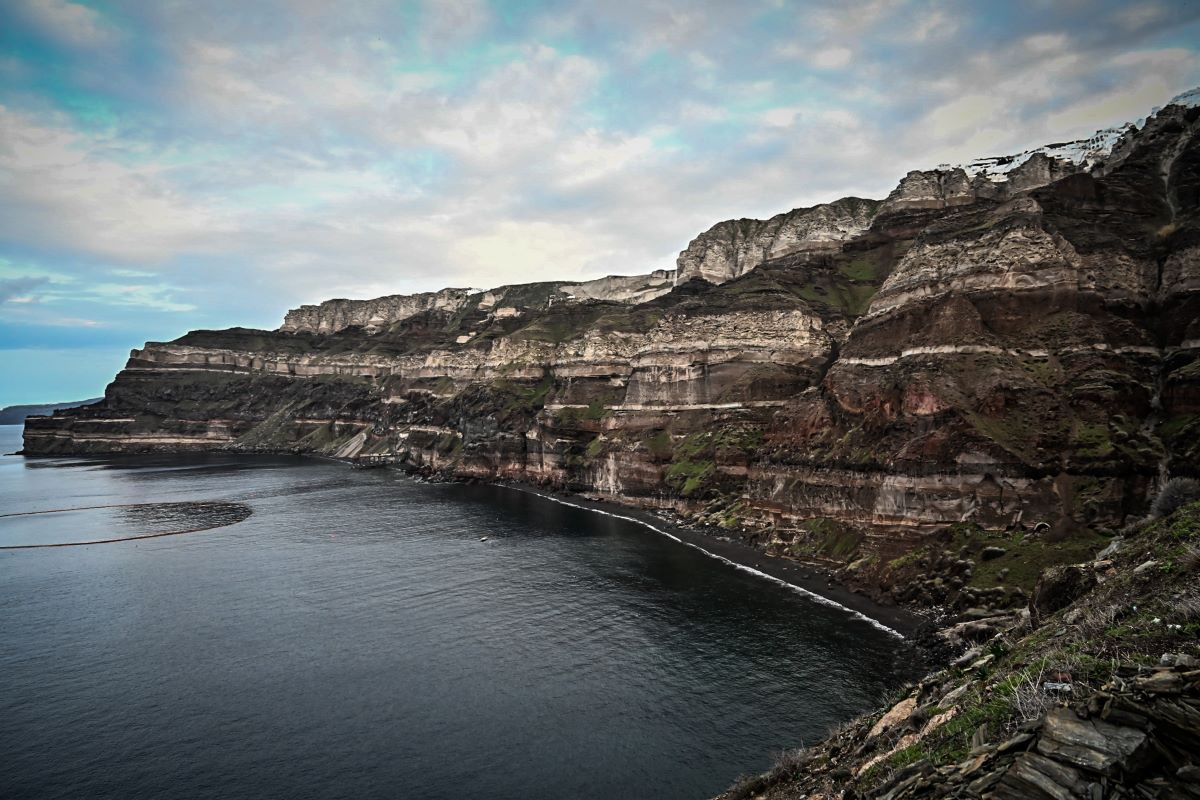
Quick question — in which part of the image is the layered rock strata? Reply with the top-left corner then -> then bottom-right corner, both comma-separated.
24,97 -> 1200,608
674,197 -> 881,285
280,271 -> 679,335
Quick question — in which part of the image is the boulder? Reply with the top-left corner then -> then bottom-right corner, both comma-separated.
1030,564 -> 1098,627
868,696 -> 918,739
1035,709 -> 1148,774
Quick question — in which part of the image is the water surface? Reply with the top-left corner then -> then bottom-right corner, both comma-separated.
0,425 -> 916,799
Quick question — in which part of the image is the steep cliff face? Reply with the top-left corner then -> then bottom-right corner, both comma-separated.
751,101 -> 1199,556
24,97 -> 1200,614
280,288 -> 474,333
280,272 -> 679,335
674,197 -> 881,285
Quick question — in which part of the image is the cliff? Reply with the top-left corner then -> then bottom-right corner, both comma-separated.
675,198 -> 882,285
279,271 -> 679,335
0,398 -> 101,425
23,95 -> 1200,623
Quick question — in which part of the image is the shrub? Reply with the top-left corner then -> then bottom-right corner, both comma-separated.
1150,478 -> 1200,519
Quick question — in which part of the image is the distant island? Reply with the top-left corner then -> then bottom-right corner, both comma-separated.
0,399 -> 101,425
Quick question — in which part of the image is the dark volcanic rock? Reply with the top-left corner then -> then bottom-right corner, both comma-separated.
1030,565 -> 1099,627
1036,709 -> 1149,774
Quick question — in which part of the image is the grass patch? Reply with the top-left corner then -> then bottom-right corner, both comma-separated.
494,376 -> 553,418
789,517 -> 864,561
666,459 -> 715,497
645,431 -> 673,460
1073,421 -> 1113,458
963,528 -> 1109,593
839,251 -> 887,282
582,400 -> 607,421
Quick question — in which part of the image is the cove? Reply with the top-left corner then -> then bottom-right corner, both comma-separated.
0,426 -> 920,800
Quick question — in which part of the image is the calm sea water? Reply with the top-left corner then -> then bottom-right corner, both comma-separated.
0,425 -> 915,800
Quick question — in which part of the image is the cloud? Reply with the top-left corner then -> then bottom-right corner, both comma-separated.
0,276 -> 50,304
1116,2 -> 1169,31
0,107 -> 222,263
920,93 -> 999,139
811,47 -> 853,69
0,0 -> 1198,341
18,0 -> 117,47
1045,48 -> 1200,132
87,284 -> 197,313
911,8 -> 959,42
420,0 -> 492,49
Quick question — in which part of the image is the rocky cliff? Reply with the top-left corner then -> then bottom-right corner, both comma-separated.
23,94 -> 1200,620
279,271 -> 679,335
675,198 -> 882,285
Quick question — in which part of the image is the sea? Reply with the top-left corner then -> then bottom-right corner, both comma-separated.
0,424 -> 917,800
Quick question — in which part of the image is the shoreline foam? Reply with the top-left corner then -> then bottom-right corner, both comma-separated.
493,481 -> 923,639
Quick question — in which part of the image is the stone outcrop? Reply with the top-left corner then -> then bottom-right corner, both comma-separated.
280,271 -> 679,335
877,154 -> 1092,220
281,288 -> 474,333
836,670 -> 1200,800
1030,565 -> 1099,626
674,198 -> 881,285
563,270 -> 676,304
879,169 -> 978,215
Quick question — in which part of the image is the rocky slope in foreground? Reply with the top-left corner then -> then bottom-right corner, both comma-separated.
23,94 -> 1200,619
717,498 -> 1200,799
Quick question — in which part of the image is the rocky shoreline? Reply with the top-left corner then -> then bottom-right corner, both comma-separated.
497,480 -> 928,639
321,451 -> 931,638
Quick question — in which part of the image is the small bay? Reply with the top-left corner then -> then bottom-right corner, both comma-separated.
0,425 -> 916,800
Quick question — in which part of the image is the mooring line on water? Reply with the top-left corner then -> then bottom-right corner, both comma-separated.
0,501 -> 252,549
0,501 -> 193,518
0,524 -> 229,550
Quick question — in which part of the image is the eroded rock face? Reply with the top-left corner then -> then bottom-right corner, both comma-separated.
281,288 -> 474,333
23,96 -> 1200,582
879,168 -> 977,215
565,270 -> 676,304
876,155 -> 1096,220
280,272 -> 679,335
674,197 -> 880,285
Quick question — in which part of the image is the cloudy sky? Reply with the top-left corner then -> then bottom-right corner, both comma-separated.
1,0 -> 1198,405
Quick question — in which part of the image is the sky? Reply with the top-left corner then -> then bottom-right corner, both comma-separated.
1,0 -> 1199,406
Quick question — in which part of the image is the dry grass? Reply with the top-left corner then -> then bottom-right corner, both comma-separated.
1073,601 -> 1120,639
1167,591 -> 1200,624
1179,542 -> 1200,573
1006,659 -> 1067,723
721,747 -> 814,800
